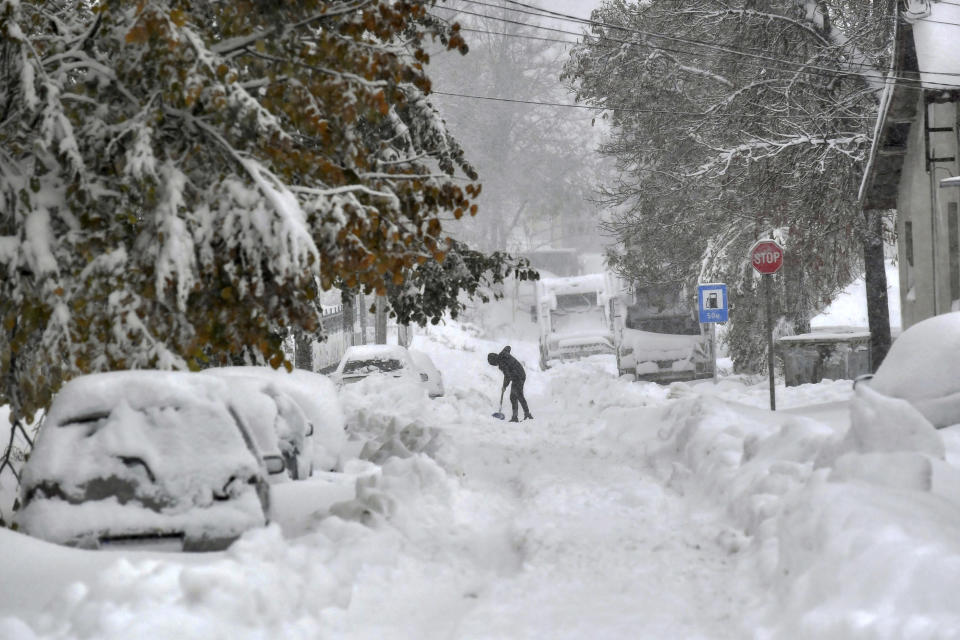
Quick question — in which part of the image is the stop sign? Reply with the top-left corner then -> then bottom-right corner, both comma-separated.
749,239 -> 784,275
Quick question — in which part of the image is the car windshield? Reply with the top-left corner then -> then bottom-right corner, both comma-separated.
343,358 -> 404,375
626,313 -> 701,336
59,411 -> 110,428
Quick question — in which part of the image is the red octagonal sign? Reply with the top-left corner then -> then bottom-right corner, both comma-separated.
750,239 -> 784,275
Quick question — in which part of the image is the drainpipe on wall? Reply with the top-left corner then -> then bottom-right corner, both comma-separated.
930,166 -> 947,314
941,173 -> 960,313
926,100 -> 957,316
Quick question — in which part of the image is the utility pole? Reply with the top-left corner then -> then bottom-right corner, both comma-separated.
294,331 -> 313,371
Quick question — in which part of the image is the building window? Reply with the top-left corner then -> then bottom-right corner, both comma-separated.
951,202 -> 960,304
905,220 -> 914,267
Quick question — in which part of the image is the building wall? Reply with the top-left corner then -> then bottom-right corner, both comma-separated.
896,95 -> 960,328
930,101 -> 960,316
897,93 -> 935,328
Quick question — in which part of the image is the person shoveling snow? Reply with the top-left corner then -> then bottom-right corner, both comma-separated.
487,345 -> 533,422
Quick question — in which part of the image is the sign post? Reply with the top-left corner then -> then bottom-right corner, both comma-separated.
697,283 -> 728,384
749,239 -> 784,411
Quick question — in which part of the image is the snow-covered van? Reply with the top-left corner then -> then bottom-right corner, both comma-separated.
613,283 -> 713,383
535,273 -> 618,369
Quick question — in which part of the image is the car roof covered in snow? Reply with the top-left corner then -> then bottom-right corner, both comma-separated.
538,273 -> 608,294
24,370 -> 261,496
203,366 -> 346,466
871,312 -> 960,403
340,344 -> 412,362
44,370 -> 230,427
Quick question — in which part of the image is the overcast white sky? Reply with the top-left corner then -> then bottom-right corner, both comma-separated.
551,0 -> 603,16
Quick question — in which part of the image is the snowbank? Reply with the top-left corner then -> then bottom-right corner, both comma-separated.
598,390 -> 960,638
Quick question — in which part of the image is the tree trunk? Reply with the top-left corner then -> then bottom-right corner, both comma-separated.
341,291 -> 356,346
375,296 -> 387,344
294,332 -> 313,371
863,208 -> 892,371
358,292 -> 368,345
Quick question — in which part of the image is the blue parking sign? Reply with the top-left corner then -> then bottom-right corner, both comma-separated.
698,283 -> 728,323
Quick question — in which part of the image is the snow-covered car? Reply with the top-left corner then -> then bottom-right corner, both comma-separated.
331,345 -> 429,390
409,350 -> 445,398
204,366 -> 347,476
856,312 -> 960,429
205,375 -> 301,483
15,371 -> 272,551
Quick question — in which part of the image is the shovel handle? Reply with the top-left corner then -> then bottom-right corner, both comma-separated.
499,386 -> 505,411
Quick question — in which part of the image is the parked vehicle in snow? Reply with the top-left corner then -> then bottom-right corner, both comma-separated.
535,273 -> 617,370
202,376 -> 301,483
523,248 -> 582,278
203,366 -> 347,477
854,312 -> 960,428
331,344 -> 431,392
15,371 -> 272,552
409,350 -> 445,398
613,283 -> 714,383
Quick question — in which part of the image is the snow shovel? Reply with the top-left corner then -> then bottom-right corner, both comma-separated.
492,387 -> 506,420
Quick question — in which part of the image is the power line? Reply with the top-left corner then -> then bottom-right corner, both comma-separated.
440,5 -> 864,82
430,89 -> 879,120
446,10 -> 948,94
499,0 -> 960,76
437,0 -> 960,89
496,0 -> 960,34
459,26 -> 575,46
500,0 -> 960,78
436,24 -> 883,120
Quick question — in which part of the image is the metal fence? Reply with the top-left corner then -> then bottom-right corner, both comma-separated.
301,298 -> 413,374
315,305 -> 349,373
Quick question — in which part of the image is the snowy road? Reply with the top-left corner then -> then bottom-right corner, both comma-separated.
322,339 -> 764,640
12,326 -> 960,639
443,401 -> 753,639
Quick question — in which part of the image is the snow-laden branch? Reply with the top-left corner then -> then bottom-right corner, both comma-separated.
689,132 -> 869,177
703,78 -> 782,114
289,183 -> 400,207
239,49 -> 389,89
791,0 -> 887,95
171,109 -> 319,274
179,28 -> 291,143
210,1 -> 373,55
360,172 -> 457,180
647,48 -> 734,88
678,8 -> 832,47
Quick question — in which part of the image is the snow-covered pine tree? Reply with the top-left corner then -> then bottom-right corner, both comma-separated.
0,0 -> 477,427
564,0 -> 894,371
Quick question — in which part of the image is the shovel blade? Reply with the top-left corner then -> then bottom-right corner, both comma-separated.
492,412 -> 505,420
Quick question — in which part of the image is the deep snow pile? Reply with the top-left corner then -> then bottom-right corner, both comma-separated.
4,317 -> 960,639
619,392 -> 960,638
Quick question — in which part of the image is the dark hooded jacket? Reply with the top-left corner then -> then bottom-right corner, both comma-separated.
491,346 -> 525,389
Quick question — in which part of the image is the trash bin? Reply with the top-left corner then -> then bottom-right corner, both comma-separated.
777,328 -> 872,386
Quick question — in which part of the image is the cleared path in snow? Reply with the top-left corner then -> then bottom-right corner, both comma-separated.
329,339 -> 762,639
442,364 -> 755,639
